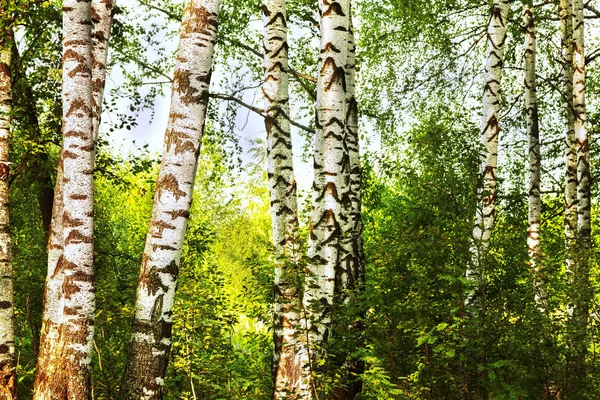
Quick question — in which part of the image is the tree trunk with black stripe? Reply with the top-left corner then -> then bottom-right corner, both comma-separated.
33,1 -> 96,398
118,1 -> 220,399
0,15 -> 16,400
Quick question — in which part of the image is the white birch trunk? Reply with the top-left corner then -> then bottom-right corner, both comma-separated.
560,0 -> 577,277
0,24 -> 16,400
262,1 -> 307,398
523,3 -> 544,309
91,0 -> 115,142
119,2 -> 220,398
566,0 -> 592,396
33,1 -> 95,398
470,0 -> 509,273
301,0 -> 350,397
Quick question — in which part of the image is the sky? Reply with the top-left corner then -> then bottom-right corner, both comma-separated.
101,1 -> 316,195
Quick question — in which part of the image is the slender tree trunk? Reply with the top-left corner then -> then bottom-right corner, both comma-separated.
560,0 -> 577,278
335,14 -> 365,400
262,1 -> 306,399
470,0 -> 509,273
118,2 -> 220,399
566,0 -> 592,397
33,1 -> 96,398
301,0 -> 350,397
524,3 -> 544,309
0,22 -> 16,400
91,0 -> 115,144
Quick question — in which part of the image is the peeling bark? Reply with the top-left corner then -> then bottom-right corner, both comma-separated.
118,2 -> 220,399
33,1 -> 96,398
0,18 -> 16,400
262,1 -> 306,399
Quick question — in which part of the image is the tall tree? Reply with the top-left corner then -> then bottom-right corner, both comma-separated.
566,0 -> 592,396
523,2 -> 544,308
0,12 -> 16,400
301,0 -> 351,397
118,1 -> 220,398
560,0 -> 577,279
33,0 -> 96,398
261,0 -> 306,398
334,12 -> 365,399
91,0 -> 115,144
471,0 -> 509,270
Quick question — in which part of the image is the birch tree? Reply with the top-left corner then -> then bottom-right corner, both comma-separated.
33,0 -> 114,397
33,1 -> 95,398
261,0 -> 306,398
560,0 -> 577,277
0,16 -> 16,400
523,2 -> 544,309
471,0 -> 509,270
301,0 -> 351,396
566,0 -> 592,395
118,1 -> 220,398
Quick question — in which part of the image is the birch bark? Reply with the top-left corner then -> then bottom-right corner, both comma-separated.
0,20 -> 16,400
560,0 -> 577,278
261,1 -> 306,398
471,0 -> 509,271
118,2 -> 220,398
523,3 -> 544,309
33,1 -> 95,398
566,0 -> 592,396
301,0 -> 351,397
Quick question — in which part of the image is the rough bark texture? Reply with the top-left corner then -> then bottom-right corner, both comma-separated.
91,0 -> 115,143
560,0 -> 577,279
566,0 -> 592,397
118,2 -> 220,399
523,3 -> 544,309
301,0 -> 350,398
33,1 -> 95,399
470,0 -> 509,271
0,22 -> 16,400
262,1 -> 305,399
334,14 -> 364,400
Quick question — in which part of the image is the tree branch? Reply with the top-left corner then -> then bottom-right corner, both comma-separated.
209,93 -> 312,133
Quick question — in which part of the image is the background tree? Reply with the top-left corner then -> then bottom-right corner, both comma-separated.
0,3 -> 16,398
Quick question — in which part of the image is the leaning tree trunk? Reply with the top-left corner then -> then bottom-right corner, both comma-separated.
118,2 -> 220,399
523,2 -> 544,310
0,22 -> 16,400
262,1 -> 306,399
470,0 -> 509,274
33,1 -> 96,398
560,0 -> 577,283
566,0 -> 592,397
301,0 -> 350,397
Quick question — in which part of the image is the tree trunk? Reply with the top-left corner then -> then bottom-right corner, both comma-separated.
0,23 -> 16,400
33,1 -> 95,399
470,0 -> 509,274
560,0 -> 577,279
566,0 -> 592,397
262,1 -> 306,399
118,2 -> 220,399
335,14 -> 364,400
523,3 -> 544,309
301,0 -> 351,397
91,0 -> 115,144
